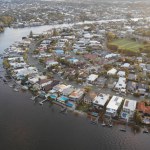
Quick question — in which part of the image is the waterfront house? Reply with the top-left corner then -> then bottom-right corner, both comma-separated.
121,99 -> 137,119
93,93 -> 110,109
28,75 -> 47,85
62,86 -> 74,96
137,101 -> 150,124
105,96 -> 124,117
14,67 -> 38,79
53,84 -> 71,93
69,89 -> 85,102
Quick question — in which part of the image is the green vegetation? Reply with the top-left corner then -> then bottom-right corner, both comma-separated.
3,59 -> 10,68
23,53 -> 28,63
107,38 -> 148,56
0,15 -> 15,27
133,110 -> 142,125
135,28 -> 150,37
76,102 -> 91,112
0,26 -> 4,33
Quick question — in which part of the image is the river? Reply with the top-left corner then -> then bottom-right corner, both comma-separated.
0,25 -> 150,150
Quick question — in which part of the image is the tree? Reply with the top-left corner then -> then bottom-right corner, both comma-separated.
52,28 -> 59,36
29,30 -> 33,38
133,110 -> 142,125
106,32 -> 117,42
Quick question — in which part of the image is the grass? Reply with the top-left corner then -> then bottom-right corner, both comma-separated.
109,39 -> 144,52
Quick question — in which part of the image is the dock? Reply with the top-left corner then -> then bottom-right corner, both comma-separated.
39,99 -> 48,105
30,95 -> 39,101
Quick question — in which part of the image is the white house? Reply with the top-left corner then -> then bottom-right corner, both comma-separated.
114,77 -> 126,93
14,67 -> 38,78
106,96 -> 124,116
121,99 -> 137,119
107,68 -> 117,76
117,71 -> 126,77
121,63 -> 130,68
87,74 -> 98,83
93,93 -> 110,109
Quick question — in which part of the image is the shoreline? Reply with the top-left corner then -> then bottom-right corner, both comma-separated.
1,20 -> 150,134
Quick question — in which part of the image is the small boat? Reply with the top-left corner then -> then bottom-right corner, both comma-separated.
22,86 -> 28,90
143,127 -> 149,134
14,88 -> 19,92
101,121 -> 106,127
120,128 -> 126,132
108,123 -> 113,128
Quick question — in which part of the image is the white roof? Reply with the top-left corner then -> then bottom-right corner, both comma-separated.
121,63 -> 130,68
117,71 -> 126,77
93,93 -> 110,106
115,77 -> 126,89
106,96 -> 124,110
105,53 -> 120,59
87,74 -> 98,82
123,99 -> 137,111
107,68 -> 117,75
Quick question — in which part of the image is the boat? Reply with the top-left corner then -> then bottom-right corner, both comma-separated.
14,88 -> 19,92
22,86 -> 28,90
108,123 -> 113,127
120,128 -> 126,132
101,121 -> 106,127
143,127 -> 149,134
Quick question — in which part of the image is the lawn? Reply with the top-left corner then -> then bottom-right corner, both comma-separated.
109,39 -> 144,52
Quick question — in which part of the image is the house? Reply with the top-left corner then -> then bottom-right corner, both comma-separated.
114,77 -> 126,93
93,93 -> 110,109
87,74 -> 98,83
105,96 -> 124,117
105,53 -> 120,59
137,83 -> 149,95
137,101 -> 150,124
107,68 -> 117,76
127,81 -> 137,93
137,57 -> 143,63
121,63 -> 130,68
96,77 -> 107,87
46,60 -> 58,69
28,75 -> 47,85
62,87 -> 74,96
55,50 -> 64,55
42,80 -> 60,92
10,62 -> 27,69
121,99 -> 137,119
53,84 -> 71,93
127,74 -> 137,81
69,89 -> 85,102
14,67 -> 38,79
117,71 -> 126,77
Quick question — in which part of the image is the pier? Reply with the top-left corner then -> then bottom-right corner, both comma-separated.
39,98 -> 48,105
30,95 -> 39,101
